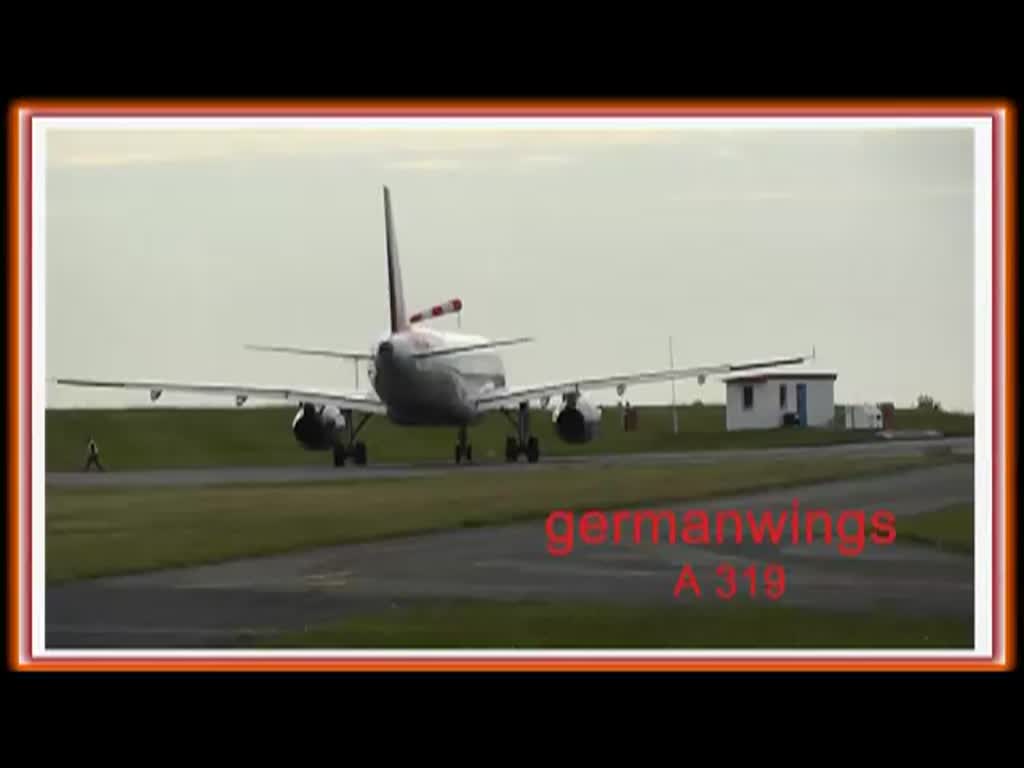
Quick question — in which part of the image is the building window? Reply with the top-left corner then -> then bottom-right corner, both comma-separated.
743,385 -> 753,410
779,383 -> 787,409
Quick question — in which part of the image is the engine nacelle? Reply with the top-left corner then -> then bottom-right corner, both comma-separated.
553,395 -> 602,444
291,403 -> 346,450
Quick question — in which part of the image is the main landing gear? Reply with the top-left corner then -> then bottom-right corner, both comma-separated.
332,411 -> 373,467
453,405 -> 538,466
502,402 -> 540,463
455,424 -> 473,464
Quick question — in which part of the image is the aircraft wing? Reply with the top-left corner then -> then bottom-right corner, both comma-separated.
55,377 -> 388,414
474,351 -> 814,410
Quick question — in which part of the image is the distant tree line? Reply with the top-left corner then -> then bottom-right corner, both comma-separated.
915,394 -> 942,411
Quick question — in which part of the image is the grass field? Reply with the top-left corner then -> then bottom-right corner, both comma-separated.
45,403 -> 975,471
47,453 -> 964,584
256,599 -> 973,649
896,503 -> 974,555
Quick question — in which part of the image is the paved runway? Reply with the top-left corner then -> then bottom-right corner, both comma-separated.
46,436 -> 974,489
45,461 -> 975,649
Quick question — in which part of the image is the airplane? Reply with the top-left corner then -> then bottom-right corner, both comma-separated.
57,186 -> 814,467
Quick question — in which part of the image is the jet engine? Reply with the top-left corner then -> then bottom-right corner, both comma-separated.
552,394 -> 602,444
291,403 -> 346,450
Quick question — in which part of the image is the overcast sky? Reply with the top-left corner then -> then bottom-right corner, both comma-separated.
43,122 -> 977,413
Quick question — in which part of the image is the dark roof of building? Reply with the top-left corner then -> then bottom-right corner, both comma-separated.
723,371 -> 838,384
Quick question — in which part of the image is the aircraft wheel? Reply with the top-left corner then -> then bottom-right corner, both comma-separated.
455,444 -> 463,464
333,445 -> 347,467
505,437 -> 518,462
353,442 -> 368,466
526,437 -> 540,464
466,444 -> 473,463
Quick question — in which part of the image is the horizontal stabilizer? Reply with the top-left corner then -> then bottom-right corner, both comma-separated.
410,298 -> 463,324
411,336 -> 534,359
244,344 -> 373,361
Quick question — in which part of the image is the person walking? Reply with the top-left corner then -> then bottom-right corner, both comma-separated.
84,436 -> 104,471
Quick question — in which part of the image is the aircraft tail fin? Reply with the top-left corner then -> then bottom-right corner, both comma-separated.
383,186 -> 409,333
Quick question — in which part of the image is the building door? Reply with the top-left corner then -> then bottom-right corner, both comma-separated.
796,383 -> 807,426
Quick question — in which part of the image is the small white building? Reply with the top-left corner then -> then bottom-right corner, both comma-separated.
724,372 -> 838,431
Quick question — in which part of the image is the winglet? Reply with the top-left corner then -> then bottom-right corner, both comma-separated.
383,186 -> 409,333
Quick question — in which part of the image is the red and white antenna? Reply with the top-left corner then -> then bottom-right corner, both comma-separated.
409,298 -> 463,325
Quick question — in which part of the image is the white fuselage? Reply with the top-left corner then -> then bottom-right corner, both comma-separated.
369,327 -> 507,426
